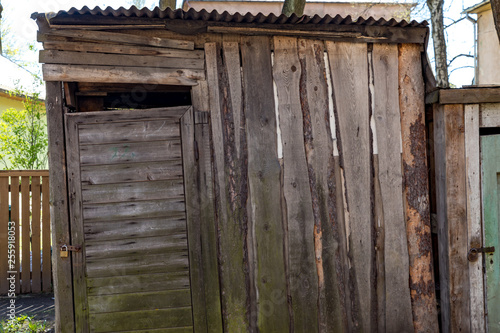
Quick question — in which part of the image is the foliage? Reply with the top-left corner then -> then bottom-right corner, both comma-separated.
131,0 -> 146,8
0,86 -> 48,170
0,315 -> 48,333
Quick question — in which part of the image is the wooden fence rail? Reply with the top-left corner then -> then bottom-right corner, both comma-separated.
0,170 -> 51,294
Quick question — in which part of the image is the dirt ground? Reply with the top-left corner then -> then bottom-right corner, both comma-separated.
0,293 -> 55,331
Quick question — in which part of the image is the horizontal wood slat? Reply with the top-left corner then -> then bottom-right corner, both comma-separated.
66,106 -> 189,124
40,50 -> 204,69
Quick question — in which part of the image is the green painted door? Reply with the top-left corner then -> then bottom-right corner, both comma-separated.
482,134 -> 500,332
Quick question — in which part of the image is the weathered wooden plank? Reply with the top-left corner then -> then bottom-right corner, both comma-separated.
113,328 -> 193,333
41,176 -> 51,292
87,271 -> 190,295
31,176 -> 42,293
46,29 -> 194,50
326,41 -> 373,332
479,102 -> 500,127
45,81 -> 74,331
181,107 -> 208,333
83,199 -> 185,222
81,179 -> 184,204
439,87 -> 500,104
399,43 -> 439,332
372,43 -> 414,331
88,289 -> 191,313
241,35 -> 289,332
67,106 -> 188,124
81,160 -> 183,185
43,64 -> 204,85
21,176 -> 30,293
11,176 -> 20,293
0,170 -> 49,177
79,140 -> 181,165
78,120 -> 180,145
84,217 -> 186,241
0,176 -> 8,294
40,50 -> 204,69
43,41 -> 204,58
65,113 -> 89,331
206,42 -> 250,332
90,307 -> 193,332
464,104 -> 485,332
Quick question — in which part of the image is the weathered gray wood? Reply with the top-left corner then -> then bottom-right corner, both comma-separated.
81,179 -> 184,204
46,29 -> 194,50
88,289 -> 192,313
298,37 -> 348,332
83,199 -> 185,222
372,43 -> 413,332
79,140 -> 181,165
43,41 -> 204,58
326,41 -> 374,332
40,50 -> 204,69
464,104 -> 485,332
87,271 -> 190,295
438,87 -> 500,104
84,217 -> 186,241
241,35 -> 289,332
89,307 -> 193,332
45,81 -> 75,331
479,102 -> 500,127
399,43 -> 439,333
206,42 -> 251,332
78,120 -> 180,145
67,106 -> 188,124
81,160 -> 183,185
273,36 -> 320,332
65,111 -> 89,331
43,64 -> 204,85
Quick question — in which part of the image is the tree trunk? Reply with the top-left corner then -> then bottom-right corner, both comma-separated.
491,0 -> 500,42
427,0 -> 449,88
282,0 -> 306,17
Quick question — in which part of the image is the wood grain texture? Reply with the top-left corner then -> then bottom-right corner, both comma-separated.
0,176 -> 8,294
42,176 -> 51,292
21,176 -> 30,293
479,102 -> 500,127
464,104 -> 485,333
372,43 -> 413,332
273,36 -> 320,332
206,42 -> 251,332
398,44 -> 439,333
43,64 -> 204,85
45,81 -> 75,332
241,35 -> 289,332
298,38 -> 348,332
67,106 -> 188,124
326,41 -> 374,332
11,176 -> 20,293
31,176 -> 42,293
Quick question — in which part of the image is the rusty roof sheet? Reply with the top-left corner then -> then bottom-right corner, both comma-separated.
33,6 -> 427,28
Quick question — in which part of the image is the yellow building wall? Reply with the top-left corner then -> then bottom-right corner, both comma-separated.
0,94 -> 25,113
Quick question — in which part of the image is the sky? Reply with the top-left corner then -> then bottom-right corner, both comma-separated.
0,0 -> 482,87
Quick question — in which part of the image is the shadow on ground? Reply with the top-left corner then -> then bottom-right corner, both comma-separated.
0,293 -> 55,331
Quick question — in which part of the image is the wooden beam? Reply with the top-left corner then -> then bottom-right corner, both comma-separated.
435,87 -> 500,104
45,81 -> 75,332
42,64 -> 204,86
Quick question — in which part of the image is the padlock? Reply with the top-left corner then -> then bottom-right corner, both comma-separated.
60,245 -> 69,258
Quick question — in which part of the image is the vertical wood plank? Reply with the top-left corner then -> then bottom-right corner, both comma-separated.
464,104 -> 485,333
272,36 -> 319,332
11,176 -> 20,294
42,176 -> 51,292
0,176 -> 8,294
326,41 -> 374,332
65,114 -> 89,332
399,44 -> 439,333
372,43 -> 414,331
21,176 -> 30,293
205,42 -> 250,332
241,35 -> 289,332
31,176 -> 42,293
45,81 -> 75,332
181,106 -> 208,333
298,38 -> 348,332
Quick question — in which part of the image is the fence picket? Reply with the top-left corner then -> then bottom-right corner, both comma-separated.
31,176 -> 42,293
0,176 -> 8,294
42,176 -> 51,292
21,176 -> 31,293
11,176 -> 20,294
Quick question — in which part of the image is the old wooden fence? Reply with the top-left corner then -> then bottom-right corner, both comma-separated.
0,170 -> 51,294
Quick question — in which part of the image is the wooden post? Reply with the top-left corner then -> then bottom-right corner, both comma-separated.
398,44 -> 439,332
45,81 -> 75,332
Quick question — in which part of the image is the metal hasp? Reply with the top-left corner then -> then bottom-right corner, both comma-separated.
467,246 -> 495,262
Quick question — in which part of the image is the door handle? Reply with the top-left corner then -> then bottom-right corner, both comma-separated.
468,246 -> 495,262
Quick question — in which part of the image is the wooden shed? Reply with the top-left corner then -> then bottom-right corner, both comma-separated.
33,6 -> 439,332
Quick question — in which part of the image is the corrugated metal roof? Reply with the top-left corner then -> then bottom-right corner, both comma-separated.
33,6 -> 427,28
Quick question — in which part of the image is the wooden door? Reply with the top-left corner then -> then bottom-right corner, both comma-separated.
65,106 -> 197,332
481,134 -> 500,332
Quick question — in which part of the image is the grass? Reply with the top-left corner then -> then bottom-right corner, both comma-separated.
0,315 -> 50,333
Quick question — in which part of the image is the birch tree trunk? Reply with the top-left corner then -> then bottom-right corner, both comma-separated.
427,0 -> 449,88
